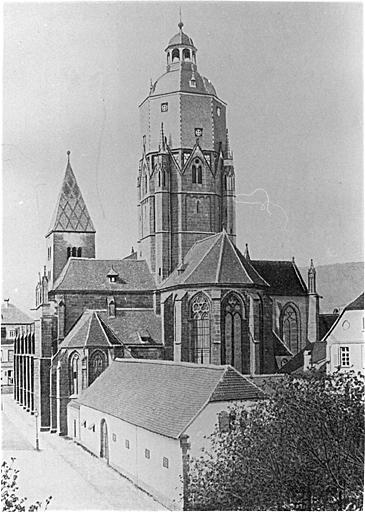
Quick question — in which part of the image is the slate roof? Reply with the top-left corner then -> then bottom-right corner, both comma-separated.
250,260 -> 308,296
52,258 -> 156,292
345,292 -> 364,311
166,30 -> 196,49
98,310 -> 162,345
161,231 -> 268,289
75,359 -> 264,439
59,310 -> 123,350
273,330 -> 293,356
319,314 -> 339,340
311,342 -> 327,364
47,156 -> 95,236
1,302 -> 33,325
279,342 -> 313,374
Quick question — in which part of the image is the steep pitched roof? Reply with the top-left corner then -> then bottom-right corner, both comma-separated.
75,359 -> 264,439
279,342 -> 314,374
59,310 -> 123,349
319,313 -> 339,340
47,155 -> 95,236
98,310 -> 162,345
52,258 -> 156,292
1,302 -> 33,325
161,231 -> 268,289
345,292 -> 364,311
250,260 -> 308,296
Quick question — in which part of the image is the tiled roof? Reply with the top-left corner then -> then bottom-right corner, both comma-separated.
47,158 -> 95,235
75,359 -> 263,439
1,303 -> 33,325
59,310 -> 122,349
251,260 -> 308,296
98,310 -> 162,345
319,314 -> 339,340
345,292 -> 364,311
53,258 -> 156,292
161,231 -> 268,289
247,374 -> 285,395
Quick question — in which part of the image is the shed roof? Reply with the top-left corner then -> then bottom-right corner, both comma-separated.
75,359 -> 264,439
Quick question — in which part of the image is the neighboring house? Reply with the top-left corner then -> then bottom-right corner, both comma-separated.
1,299 -> 33,391
323,292 -> 364,374
67,359 -> 264,510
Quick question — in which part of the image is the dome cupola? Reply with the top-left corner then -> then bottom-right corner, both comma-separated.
165,19 -> 197,69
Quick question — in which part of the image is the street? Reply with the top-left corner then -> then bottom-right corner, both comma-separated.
1,394 -> 166,510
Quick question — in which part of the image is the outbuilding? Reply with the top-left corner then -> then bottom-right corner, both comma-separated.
67,358 -> 264,509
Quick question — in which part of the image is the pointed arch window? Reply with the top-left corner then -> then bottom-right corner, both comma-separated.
190,293 -> 211,364
221,293 -> 248,372
196,200 -> 200,214
183,48 -> 191,61
172,48 -> 180,62
69,352 -> 79,395
197,165 -> 202,184
158,171 -> 161,187
192,165 -> 197,184
162,170 -> 166,187
89,350 -> 106,385
281,304 -> 300,353
77,247 -> 82,257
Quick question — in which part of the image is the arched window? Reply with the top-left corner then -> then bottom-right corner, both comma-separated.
183,48 -> 191,60
281,305 -> 300,353
192,165 -> 197,184
221,293 -> 248,373
108,299 -> 115,318
224,175 -> 227,190
89,350 -> 106,385
67,247 -> 71,259
162,170 -> 166,187
72,247 -> 77,257
197,165 -> 202,184
77,247 -> 82,257
190,293 -> 211,364
69,352 -> 79,395
158,171 -> 161,187
172,48 -> 180,62
196,200 -> 200,214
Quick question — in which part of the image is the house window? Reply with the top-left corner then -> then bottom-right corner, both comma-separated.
190,293 -> 211,364
8,350 -> 14,363
145,448 -> 150,459
161,102 -> 168,112
125,439 -> 130,449
340,346 -> 350,367
83,420 -> 87,428
9,330 -> 15,338
88,423 -> 95,432
162,457 -> 169,468
112,433 -> 117,442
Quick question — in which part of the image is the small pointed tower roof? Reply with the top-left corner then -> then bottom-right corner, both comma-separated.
244,243 -> 251,260
47,151 -> 95,236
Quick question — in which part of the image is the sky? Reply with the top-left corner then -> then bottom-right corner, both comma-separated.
3,1 -> 363,313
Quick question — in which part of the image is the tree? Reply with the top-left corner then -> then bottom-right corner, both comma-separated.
1,458 -> 52,512
186,371 -> 364,511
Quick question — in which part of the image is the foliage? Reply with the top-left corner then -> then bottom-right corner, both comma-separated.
186,371 -> 364,510
1,458 -> 52,512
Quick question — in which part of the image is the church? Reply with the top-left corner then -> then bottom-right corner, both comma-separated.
14,21 -> 320,434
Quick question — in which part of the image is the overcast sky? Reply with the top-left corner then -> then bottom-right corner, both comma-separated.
3,1 -> 363,313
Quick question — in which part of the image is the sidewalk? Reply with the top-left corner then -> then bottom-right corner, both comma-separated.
2,394 -> 167,510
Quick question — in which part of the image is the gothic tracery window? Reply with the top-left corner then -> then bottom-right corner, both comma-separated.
190,293 -> 211,364
221,293 -> 249,373
89,350 -> 106,385
281,304 -> 300,353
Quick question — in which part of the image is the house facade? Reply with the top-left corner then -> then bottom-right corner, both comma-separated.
67,359 -> 264,510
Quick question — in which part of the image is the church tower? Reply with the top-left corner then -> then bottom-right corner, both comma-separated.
137,20 -> 236,283
45,152 -> 96,289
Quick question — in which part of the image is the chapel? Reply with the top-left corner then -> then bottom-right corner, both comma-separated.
14,21 -> 320,434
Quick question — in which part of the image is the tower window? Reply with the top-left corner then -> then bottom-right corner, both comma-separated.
172,48 -> 180,62
216,106 -> 221,117
67,247 -> 71,259
197,166 -> 202,184
77,247 -> 82,257
161,102 -> 168,112
158,171 -> 161,187
192,165 -> 197,184
183,48 -> 191,60
162,170 -> 166,187
72,247 -> 77,257
189,79 -> 197,88
196,200 -> 200,214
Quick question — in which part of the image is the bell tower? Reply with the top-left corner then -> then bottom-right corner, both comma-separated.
137,20 -> 236,283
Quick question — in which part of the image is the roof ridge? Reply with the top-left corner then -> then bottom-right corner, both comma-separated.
224,232 -> 254,284
93,312 -> 114,347
114,357 -> 228,370
180,233 -> 222,283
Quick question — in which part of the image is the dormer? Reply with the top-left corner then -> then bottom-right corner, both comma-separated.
107,267 -> 119,283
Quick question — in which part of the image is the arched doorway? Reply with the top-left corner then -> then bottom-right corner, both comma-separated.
100,419 -> 109,463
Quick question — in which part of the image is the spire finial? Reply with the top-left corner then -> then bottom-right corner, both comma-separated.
67,150 -> 71,164
244,243 -> 251,260
178,7 -> 183,31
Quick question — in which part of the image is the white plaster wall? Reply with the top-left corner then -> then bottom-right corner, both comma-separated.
185,400 -> 256,458
74,405 -> 183,510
